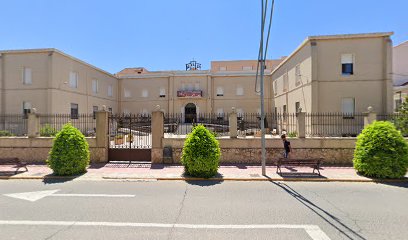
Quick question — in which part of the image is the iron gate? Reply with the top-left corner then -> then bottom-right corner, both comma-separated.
108,113 -> 152,161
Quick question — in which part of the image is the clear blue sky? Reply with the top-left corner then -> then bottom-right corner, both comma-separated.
1,0 -> 407,73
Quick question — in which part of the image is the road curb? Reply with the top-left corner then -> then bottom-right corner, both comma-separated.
1,175 -> 407,183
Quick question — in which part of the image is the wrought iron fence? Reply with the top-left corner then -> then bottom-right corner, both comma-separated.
109,113 -> 151,149
264,113 -> 297,137
38,114 -> 96,137
306,113 -> 365,137
0,114 -> 28,136
164,113 -> 229,137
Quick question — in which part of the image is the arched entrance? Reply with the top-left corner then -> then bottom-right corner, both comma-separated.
185,103 -> 197,123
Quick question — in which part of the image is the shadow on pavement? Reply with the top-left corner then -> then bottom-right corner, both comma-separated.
374,179 -> 408,188
42,173 -> 86,184
184,172 -> 224,187
270,180 -> 367,240
277,172 -> 327,179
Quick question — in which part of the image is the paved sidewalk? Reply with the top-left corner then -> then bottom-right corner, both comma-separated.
1,163 -> 407,182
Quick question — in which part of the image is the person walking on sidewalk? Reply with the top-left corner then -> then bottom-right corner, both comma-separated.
281,134 -> 292,159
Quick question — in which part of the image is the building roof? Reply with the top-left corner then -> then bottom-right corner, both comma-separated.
0,48 -> 117,78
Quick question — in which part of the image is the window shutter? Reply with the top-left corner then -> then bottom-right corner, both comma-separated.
341,54 -> 353,64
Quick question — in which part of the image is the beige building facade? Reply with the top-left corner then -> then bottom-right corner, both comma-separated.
272,32 -> 394,114
393,41 -> 408,109
0,32 -> 395,117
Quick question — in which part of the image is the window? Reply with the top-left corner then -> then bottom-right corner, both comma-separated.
181,82 -> 186,90
93,106 -> 98,119
108,107 -> 113,113
69,71 -> 78,88
295,102 -> 301,113
274,80 -> 278,96
142,89 -> 148,98
341,54 -> 354,75
242,66 -> 253,71
159,88 -> 166,98
295,65 -> 301,85
92,79 -> 98,93
274,107 -> 278,116
283,72 -> 289,92
342,98 -> 355,114
219,66 -> 227,71
236,86 -> 244,96
22,67 -> 32,85
71,103 -> 79,119
108,85 -> 113,97
23,101 -> 32,118
283,105 -> 287,119
124,89 -> 131,98
216,87 -> 224,96
217,108 -> 224,119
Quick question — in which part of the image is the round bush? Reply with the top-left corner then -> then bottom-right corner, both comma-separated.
353,121 -> 408,178
47,123 -> 90,176
181,124 -> 220,178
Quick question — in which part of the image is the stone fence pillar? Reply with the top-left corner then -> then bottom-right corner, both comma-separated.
96,110 -> 109,148
151,107 -> 164,163
364,106 -> 377,127
27,112 -> 40,138
229,107 -> 238,138
296,112 -> 306,138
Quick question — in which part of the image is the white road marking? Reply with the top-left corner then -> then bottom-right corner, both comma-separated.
0,220 -> 331,240
3,190 -> 135,202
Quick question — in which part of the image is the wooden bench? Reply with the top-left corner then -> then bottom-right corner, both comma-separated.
0,158 -> 28,174
276,158 -> 323,176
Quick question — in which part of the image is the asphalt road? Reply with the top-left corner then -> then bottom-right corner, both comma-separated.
0,179 -> 407,240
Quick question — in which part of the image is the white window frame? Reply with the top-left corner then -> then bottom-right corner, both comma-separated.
142,89 -> 149,98
22,67 -> 32,85
236,86 -> 244,96
342,98 -> 355,114
341,53 -> 354,76
295,65 -> 301,85
159,88 -> 166,98
283,72 -> 289,92
124,89 -> 131,98
92,79 -> 99,94
216,87 -> 224,96
108,85 -> 113,97
69,71 -> 78,89
274,80 -> 278,96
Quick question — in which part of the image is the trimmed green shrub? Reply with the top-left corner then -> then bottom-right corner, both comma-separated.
40,124 -> 58,137
394,96 -> 408,136
47,123 -> 90,176
181,124 -> 220,178
0,130 -> 14,136
288,132 -> 297,138
353,121 -> 408,178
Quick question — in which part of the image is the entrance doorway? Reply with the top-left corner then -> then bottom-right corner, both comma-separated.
185,103 -> 197,123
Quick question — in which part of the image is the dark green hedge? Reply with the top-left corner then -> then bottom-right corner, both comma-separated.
353,121 -> 408,178
181,124 -> 220,178
47,123 -> 90,176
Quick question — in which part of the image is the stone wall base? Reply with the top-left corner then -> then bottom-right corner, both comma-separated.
171,148 -> 354,165
0,147 -> 107,164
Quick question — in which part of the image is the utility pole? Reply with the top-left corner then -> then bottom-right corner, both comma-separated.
260,58 -> 266,176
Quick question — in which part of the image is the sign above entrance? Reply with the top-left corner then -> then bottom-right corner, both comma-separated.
177,90 -> 202,98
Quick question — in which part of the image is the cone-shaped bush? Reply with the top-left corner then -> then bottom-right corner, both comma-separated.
47,123 -> 90,176
181,124 -> 220,178
353,121 -> 408,178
